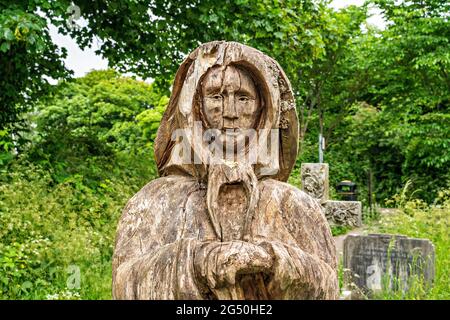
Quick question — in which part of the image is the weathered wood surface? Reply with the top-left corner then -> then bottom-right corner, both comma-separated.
112,41 -> 339,300
113,176 -> 338,299
153,40 -> 299,182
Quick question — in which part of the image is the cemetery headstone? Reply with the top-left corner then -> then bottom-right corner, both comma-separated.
300,163 -> 362,228
324,200 -> 362,227
301,163 -> 329,204
343,234 -> 435,295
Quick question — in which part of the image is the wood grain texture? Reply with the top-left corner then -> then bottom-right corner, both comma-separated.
112,176 -> 338,299
112,41 -> 338,300
153,41 -> 299,182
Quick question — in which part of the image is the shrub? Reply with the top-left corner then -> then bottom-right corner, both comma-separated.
0,156 -> 157,299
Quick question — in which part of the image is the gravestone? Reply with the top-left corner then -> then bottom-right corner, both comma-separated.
299,163 -> 362,227
301,163 -> 329,204
324,200 -> 362,227
343,234 -> 435,295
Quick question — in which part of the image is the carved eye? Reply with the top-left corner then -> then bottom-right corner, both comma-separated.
210,94 -> 222,101
238,96 -> 250,102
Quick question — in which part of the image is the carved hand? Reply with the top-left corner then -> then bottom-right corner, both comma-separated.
255,240 -> 338,299
194,240 -> 273,290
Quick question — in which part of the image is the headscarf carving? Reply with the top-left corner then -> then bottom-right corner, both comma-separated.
154,41 -> 299,182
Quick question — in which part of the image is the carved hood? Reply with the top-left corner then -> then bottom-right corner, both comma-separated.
154,41 -> 299,182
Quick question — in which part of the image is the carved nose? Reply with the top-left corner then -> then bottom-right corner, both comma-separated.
223,95 -> 238,120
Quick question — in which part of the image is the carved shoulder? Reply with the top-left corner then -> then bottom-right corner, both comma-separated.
259,179 -> 337,269
121,175 -> 196,214
113,175 -> 198,260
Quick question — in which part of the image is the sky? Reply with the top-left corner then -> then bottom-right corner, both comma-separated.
50,0 -> 385,79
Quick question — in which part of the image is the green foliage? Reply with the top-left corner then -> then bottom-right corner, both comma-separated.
0,2 -> 69,136
297,4 -> 368,140
43,0 -> 334,90
0,70 -> 164,299
25,70 -> 166,186
312,0 -> 450,204
0,156 -> 157,299
365,0 -> 449,201
33,69 -> 167,155
0,0 -> 334,97
330,225 -> 352,237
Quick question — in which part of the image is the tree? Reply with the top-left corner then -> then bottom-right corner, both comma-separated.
365,0 -> 449,200
43,0 -> 332,88
325,0 -> 450,202
295,4 -> 368,150
0,2 -> 69,146
28,70 -> 167,183
1,0 -> 333,138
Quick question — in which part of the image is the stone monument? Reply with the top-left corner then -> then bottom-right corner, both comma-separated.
344,234 -> 435,295
324,201 -> 362,227
300,164 -> 362,227
301,163 -> 329,204
112,41 -> 338,300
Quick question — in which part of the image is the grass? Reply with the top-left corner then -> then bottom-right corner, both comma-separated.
360,189 -> 449,299
331,225 -> 353,237
0,157 -> 156,300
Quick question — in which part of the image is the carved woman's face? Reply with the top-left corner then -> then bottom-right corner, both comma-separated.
201,65 -> 261,131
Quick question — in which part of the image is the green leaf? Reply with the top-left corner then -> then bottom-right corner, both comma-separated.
3,28 -> 14,41
274,31 -> 283,39
21,281 -> 32,290
0,42 -> 10,52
